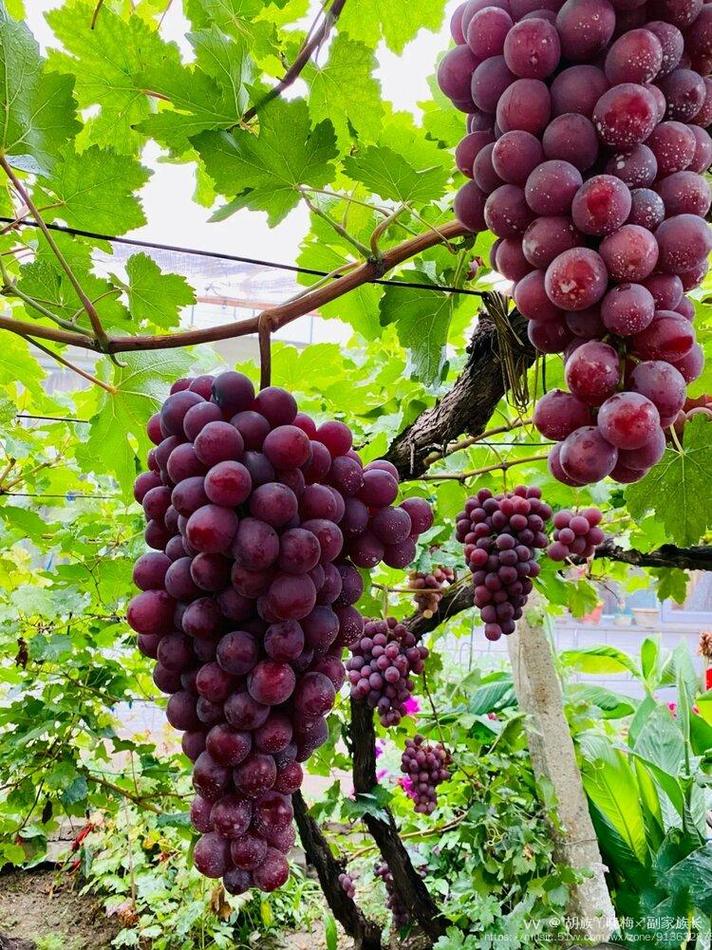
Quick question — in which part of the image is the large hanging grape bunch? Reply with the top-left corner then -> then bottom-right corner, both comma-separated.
400,735 -> 452,814
346,617 -> 429,725
442,0 -> 711,487
129,372 -> 432,894
456,485 -> 552,640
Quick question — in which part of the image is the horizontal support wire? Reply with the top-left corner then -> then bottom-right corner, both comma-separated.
0,217 -> 487,298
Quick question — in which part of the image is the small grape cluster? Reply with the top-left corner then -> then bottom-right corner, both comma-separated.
408,566 -> 456,618
400,735 -> 452,815
547,508 -> 605,561
338,872 -> 356,898
346,618 -> 428,726
128,372 -> 433,894
441,0 -> 711,487
456,486 -> 552,641
375,861 -> 410,930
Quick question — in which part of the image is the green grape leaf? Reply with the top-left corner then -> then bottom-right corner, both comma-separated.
194,98 -> 338,225
137,28 -> 254,155
0,333 -> 46,398
0,10 -> 79,172
183,0 -> 277,56
343,145 -> 450,204
340,0 -> 449,54
17,235 -> 130,333
36,145 -> 150,234
120,254 -> 196,331
77,351 -> 195,499
626,416 -> 712,546
304,34 -> 383,143
379,273 -> 452,385
46,0 -> 182,152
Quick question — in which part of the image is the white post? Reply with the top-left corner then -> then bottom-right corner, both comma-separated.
506,602 -> 617,944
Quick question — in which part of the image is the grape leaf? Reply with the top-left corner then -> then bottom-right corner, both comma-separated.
379,273 -> 452,385
626,415 -> 712,546
119,253 -> 196,331
77,351 -> 195,499
194,98 -> 338,225
46,0 -> 181,152
36,145 -> 150,235
343,145 -> 449,204
340,0 -> 449,54
0,10 -> 79,172
183,0 -> 278,56
304,35 -> 383,143
137,28 -> 254,155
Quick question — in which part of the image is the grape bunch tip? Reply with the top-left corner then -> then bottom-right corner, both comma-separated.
442,0 -> 711,488
129,371 -> 433,893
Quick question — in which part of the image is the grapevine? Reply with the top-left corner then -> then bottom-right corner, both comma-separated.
129,372 -> 433,893
442,0 -> 711,487
456,485 -> 552,640
400,735 -> 452,814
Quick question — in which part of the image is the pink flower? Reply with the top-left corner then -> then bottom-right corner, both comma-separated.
668,702 -> 677,717
376,768 -> 389,782
403,696 -> 421,716
374,739 -> 385,759
487,712 -> 498,721
398,775 -> 416,800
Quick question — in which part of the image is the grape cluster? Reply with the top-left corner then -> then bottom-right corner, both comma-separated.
400,735 -> 452,814
408,565 -> 456,618
455,486 -> 552,641
129,372 -> 432,893
375,861 -> 411,929
547,507 -> 605,560
441,0 -> 711,487
338,872 -> 356,898
346,618 -> 429,726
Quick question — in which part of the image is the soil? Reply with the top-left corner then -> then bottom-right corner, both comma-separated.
0,867 -> 120,949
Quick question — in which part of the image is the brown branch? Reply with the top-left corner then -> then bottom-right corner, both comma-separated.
420,453 -> 549,482
0,220 -> 468,353
0,157 -> 110,351
350,699 -> 448,942
292,791 -> 382,950
594,540 -> 712,572
384,309 -> 536,480
242,0 -> 348,123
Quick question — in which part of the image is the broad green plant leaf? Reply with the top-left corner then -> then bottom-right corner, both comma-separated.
36,145 -> 150,234
344,145 -> 450,204
0,6 -> 79,172
340,0 -> 449,54
77,350 -> 195,499
46,0 -> 182,152
559,644 -> 640,677
195,98 -> 338,225
119,254 -> 196,330
379,273 -> 453,385
626,415 -> 712,545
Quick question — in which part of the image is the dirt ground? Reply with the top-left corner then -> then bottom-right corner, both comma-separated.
0,868 -> 120,949
0,868 -> 361,950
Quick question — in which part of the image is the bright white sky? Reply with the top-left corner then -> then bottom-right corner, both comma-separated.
27,2 -> 459,263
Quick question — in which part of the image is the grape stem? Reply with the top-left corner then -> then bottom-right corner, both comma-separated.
301,192 -> 371,258
346,813 -> 467,859
25,337 -> 118,395
420,453 -> 549,482
241,0 -> 349,124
